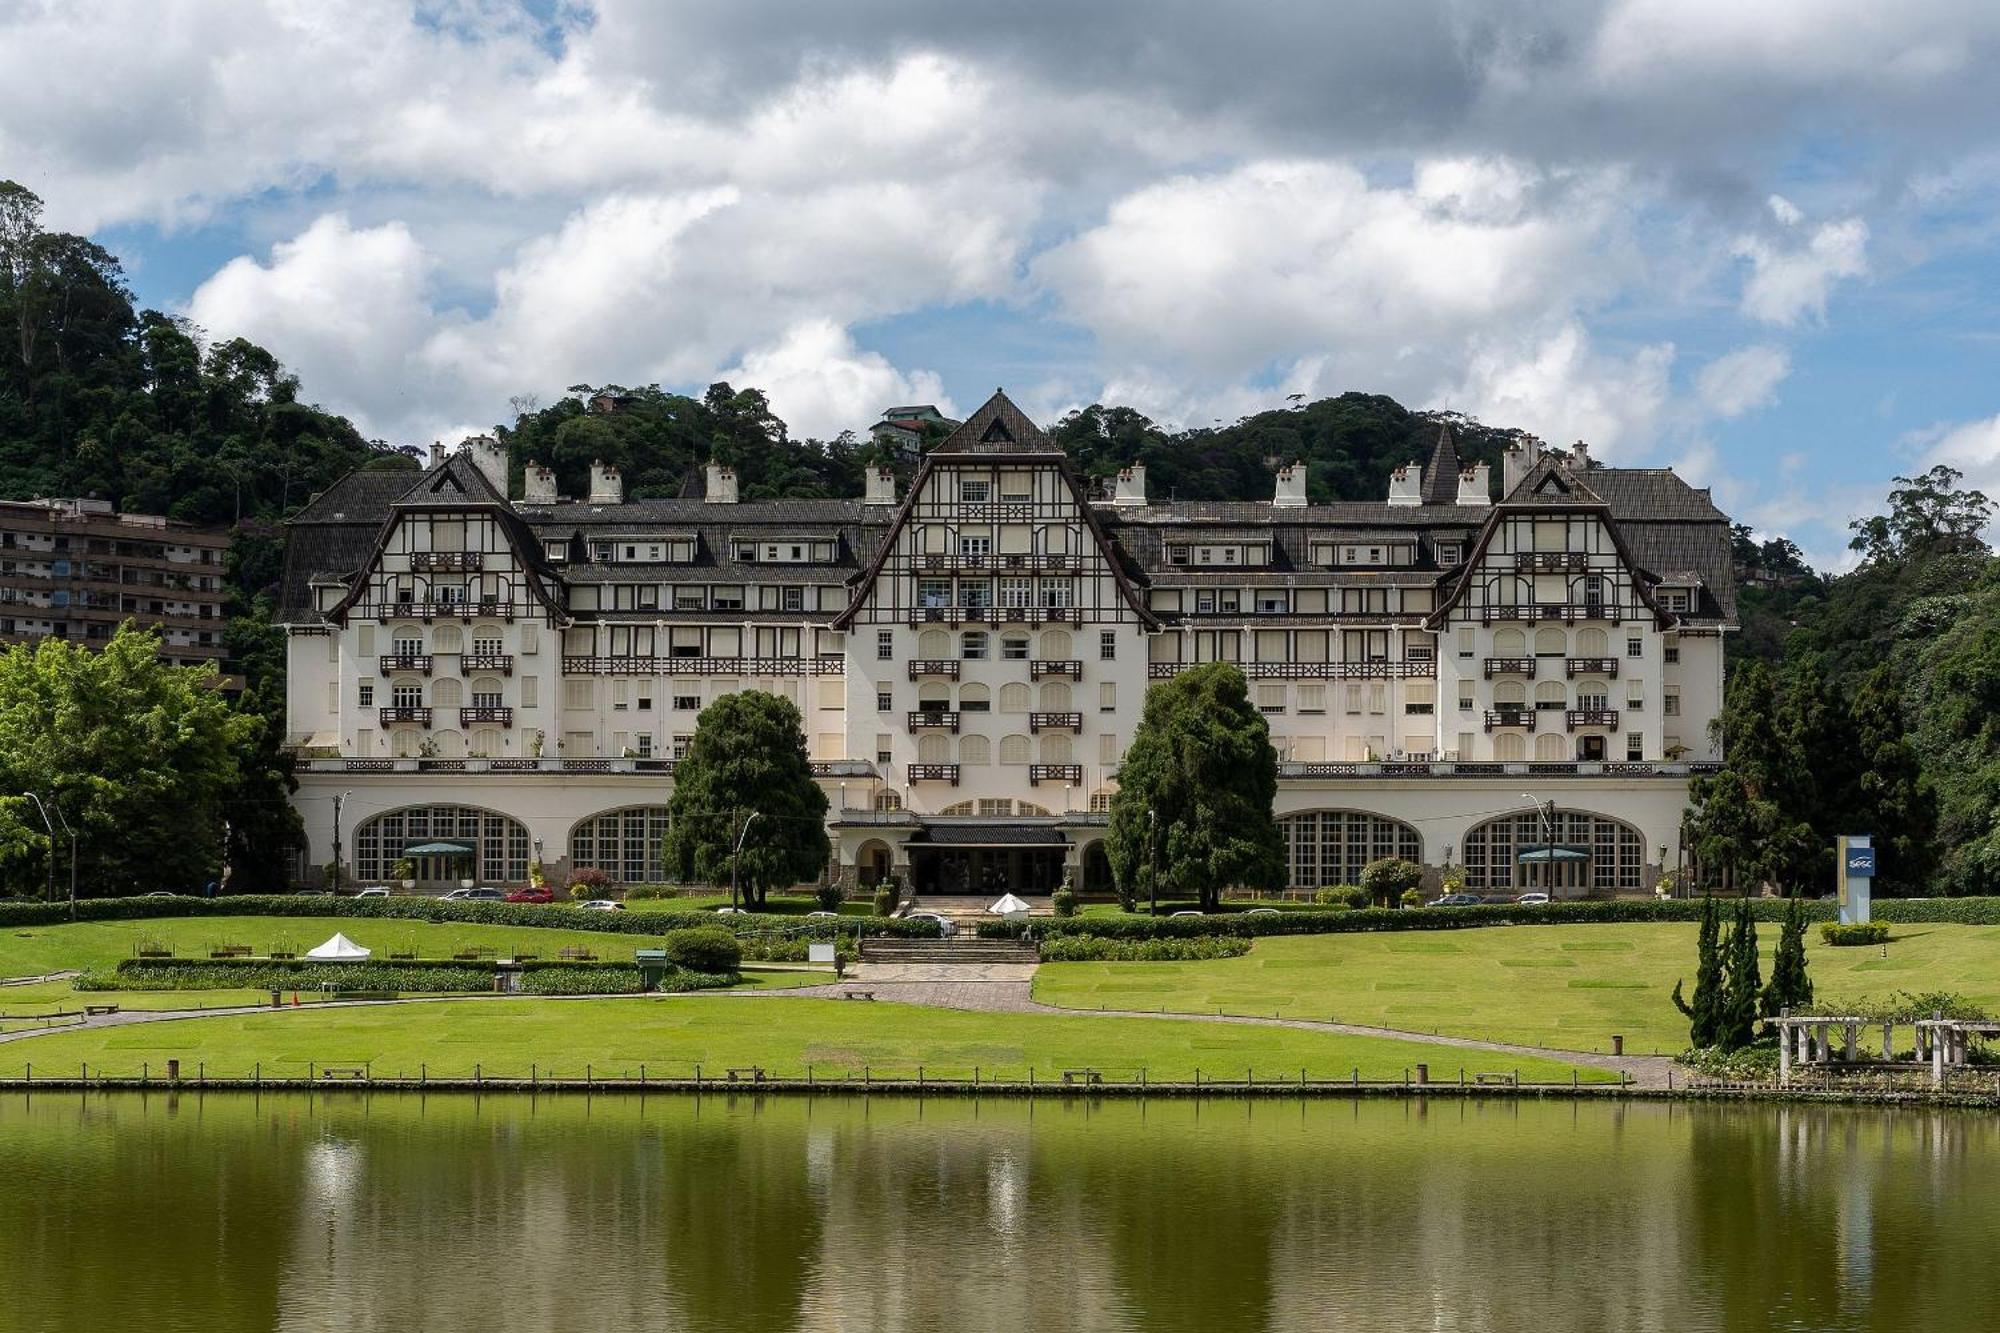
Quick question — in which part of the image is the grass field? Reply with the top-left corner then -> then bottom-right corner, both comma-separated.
1032,922 -> 2000,1054
0,995 -> 1608,1084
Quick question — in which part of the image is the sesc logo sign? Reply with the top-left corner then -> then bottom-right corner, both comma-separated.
1845,848 -> 1876,878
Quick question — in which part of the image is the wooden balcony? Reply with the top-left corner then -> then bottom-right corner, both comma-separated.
918,551 -> 1078,573
1483,708 -> 1535,731
459,706 -> 514,727
377,706 -> 432,726
461,652 -> 514,674
412,551 -> 484,572
559,656 -> 843,676
1565,657 -> 1619,678
369,599 -> 517,622
909,606 -> 1074,627
1567,708 -> 1620,730
1479,602 -> 1611,626
908,710 -> 960,733
908,763 -> 960,784
1030,711 -> 1083,733
379,654 -> 432,675
1030,659 -> 1083,680
1147,660 -> 1436,680
1029,764 -> 1084,785
1514,551 -> 1588,572
907,659 -> 961,680
1482,657 -> 1535,678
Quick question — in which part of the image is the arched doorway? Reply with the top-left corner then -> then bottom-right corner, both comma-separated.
1276,811 -> 1422,889
1461,808 -> 1644,897
1079,840 -> 1113,895
855,839 -> 894,887
354,804 -> 531,886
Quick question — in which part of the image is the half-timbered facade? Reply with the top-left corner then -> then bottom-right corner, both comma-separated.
280,391 -> 1734,899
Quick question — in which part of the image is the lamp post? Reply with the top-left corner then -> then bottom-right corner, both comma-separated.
22,792 -> 58,907
331,789 -> 352,894
1147,806 -> 1159,917
49,801 -> 76,921
1521,792 -> 1556,893
731,810 -> 763,911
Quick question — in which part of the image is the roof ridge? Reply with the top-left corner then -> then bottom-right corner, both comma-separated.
930,389 -> 1057,454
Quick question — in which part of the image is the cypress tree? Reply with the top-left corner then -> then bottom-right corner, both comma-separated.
1718,900 -> 1763,1051
1672,895 -> 1724,1047
1761,893 -> 1813,1017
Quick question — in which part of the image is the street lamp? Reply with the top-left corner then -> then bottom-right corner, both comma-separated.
1147,807 -> 1159,917
1521,792 -> 1556,893
331,789 -> 353,894
730,810 -> 763,911
21,792 -> 70,912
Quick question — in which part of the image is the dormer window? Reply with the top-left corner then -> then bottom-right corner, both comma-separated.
1168,546 -> 1191,566
1437,543 -> 1462,566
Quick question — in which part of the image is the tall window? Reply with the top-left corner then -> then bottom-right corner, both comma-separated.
1461,809 -> 1643,892
354,805 -> 530,884
877,630 -> 894,660
1099,630 -> 1117,660
961,631 -> 988,660
1278,811 -> 1421,889
569,806 -> 670,883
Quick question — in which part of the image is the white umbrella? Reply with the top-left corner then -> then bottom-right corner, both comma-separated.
987,893 -> 1032,919
304,932 -> 373,961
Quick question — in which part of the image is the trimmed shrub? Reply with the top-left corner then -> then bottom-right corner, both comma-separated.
815,882 -> 845,911
872,884 -> 899,916
1399,887 -> 1423,909
566,868 -> 614,900
1676,1042 -> 1781,1080
662,926 -> 743,974
1820,921 -> 1892,947
1051,886 -> 1080,918
621,883 -> 675,900
517,965 -> 648,995
1312,885 -> 1367,908
1038,934 -> 1251,962
1361,857 -> 1424,907
738,936 -> 858,965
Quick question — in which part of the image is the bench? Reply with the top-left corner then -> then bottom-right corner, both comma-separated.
83,1004 -> 120,1016
209,945 -> 253,959
268,951 -> 297,960
511,953 -> 538,963
1061,1068 -> 1103,1086
387,950 -> 417,961
558,947 -> 598,962
135,948 -> 172,959
316,1066 -> 369,1081
453,949 -> 496,961
1474,1072 -> 1518,1086
725,1066 -> 766,1083
841,990 -> 876,1001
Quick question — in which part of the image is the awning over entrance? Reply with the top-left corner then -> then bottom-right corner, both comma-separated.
1518,845 -> 1591,863
404,840 -> 476,855
908,825 -> 1067,848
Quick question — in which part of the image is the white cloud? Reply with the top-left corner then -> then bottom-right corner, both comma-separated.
1734,214 -> 1869,325
719,321 -> 954,440
1694,345 -> 1791,418
1445,323 -> 1676,456
1918,412 -> 2000,497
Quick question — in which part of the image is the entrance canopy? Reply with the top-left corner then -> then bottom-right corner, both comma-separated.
305,933 -> 372,961
908,825 -> 1066,848
1518,845 -> 1590,863
404,841 -> 475,856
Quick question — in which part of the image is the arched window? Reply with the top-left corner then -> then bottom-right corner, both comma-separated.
940,800 -> 977,816
1534,732 -> 1568,761
432,729 -> 466,758
961,631 -> 988,660
569,806 -> 670,884
999,683 -> 1030,713
1534,627 -> 1567,656
1016,801 -> 1051,816
433,677 -> 463,708
355,804 -> 530,884
1494,681 -> 1527,707
433,624 -> 463,653
1535,681 -> 1567,709
1492,628 -> 1527,657
1277,810 -> 1421,889
959,734 -> 991,765
1461,808 -> 1645,892
1041,630 -> 1073,659
1041,733 -> 1073,763
1000,734 -> 1031,765
1576,627 -> 1609,656
391,728 -> 423,757
874,789 -> 903,812
959,682 -> 990,712
471,677 -> 504,708
1088,787 -> 1116,813
470,728 -> 503,758
1038,681 -> 1072,710
918,733 -> 952,764
1494,732 -> 1527,761
919,629 -> 950,658
918,682 -> 951,706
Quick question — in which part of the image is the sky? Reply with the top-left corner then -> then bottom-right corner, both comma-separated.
6,1 -> 2000,569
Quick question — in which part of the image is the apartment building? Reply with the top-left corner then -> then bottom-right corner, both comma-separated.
280,391 -> 1734,898
0,497 -> 231,671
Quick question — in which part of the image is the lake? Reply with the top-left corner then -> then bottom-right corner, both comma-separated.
1,1092 -> 1993,1332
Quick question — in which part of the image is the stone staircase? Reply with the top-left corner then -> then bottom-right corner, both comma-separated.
859,936 -> 1041,965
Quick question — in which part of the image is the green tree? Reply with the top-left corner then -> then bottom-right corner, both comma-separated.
1762,893 -> 1813,1017
1672,895 -> 1725,1048
663,691 -> 828,909
1687,662 -> 1820,894
1106,663 -> 1284,911
1718,900 -> 1763,1051
1848,465 -> 1993,565
1849,666 -> 1937,895
1360,857 -> 1424,908
0,627 -> 256,895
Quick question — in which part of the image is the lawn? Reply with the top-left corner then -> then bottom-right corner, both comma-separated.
1032,922 -> 2000,1054
0,995 -> 1609,1084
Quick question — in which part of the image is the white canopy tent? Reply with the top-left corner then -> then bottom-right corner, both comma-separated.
304,933 -> 372,961
986,893 -> 1032,919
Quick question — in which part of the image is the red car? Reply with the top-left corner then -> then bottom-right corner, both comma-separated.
504,887 -> 554,904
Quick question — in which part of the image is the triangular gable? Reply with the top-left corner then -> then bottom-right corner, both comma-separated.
1421,425 -> 1461,506
930,390 -> 1059,455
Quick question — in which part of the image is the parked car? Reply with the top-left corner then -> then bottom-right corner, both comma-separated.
1170,909 -> 1205,918
443,887 -> 504,902
140,891 -> 179,899
714,906 -> 746,915
1245,907 -> 1281,917
1426,893 -> 1483,907
505,887 -> 555,904
907,911 -> 957,937
354,887 -> 392,899
1514,892 -> 1551,906
578,899 -> 625,912
806,910 -> 839,919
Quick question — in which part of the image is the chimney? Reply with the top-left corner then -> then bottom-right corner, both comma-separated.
523,460 -> 559,505
704,461 -> 738,504
1386,464 -> 1422,507
1571,439 -> 1591,468
1274,461 -> 1308,508
588,459 -> 623,505
428,441 -> 444,467
1456,463 -> 1492,508
1503,437 -> 1543,494
864,466 -> 898,506
464,434 -> 508,496
1111,463 -> 1148,506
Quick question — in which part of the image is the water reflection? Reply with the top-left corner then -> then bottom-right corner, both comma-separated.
1,1093 -> 1995,1333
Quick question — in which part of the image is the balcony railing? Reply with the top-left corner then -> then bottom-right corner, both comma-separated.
908,764 -> 960,785
377,706 -> 432,726
1029,764 -> 1085,785
1483,708 -> 1535,731
918,552 -> 1079,573
1146,660 -> 1436,680
459,706 -> 514,727
1480,602 -> 1611,625
1514,551 -> 1588,572
379,654 -> 432,675
1482,657 -> 1535,678
367,599 -> 517,621
1030,712 -> 1083,733
909,606 -> 1075,626
1030,659 -> 1083,680
908,711 -> 960,733
1565,657 -> 1619,678
412,551 -> 484,572
1567,708 -> 1620,730
560,656 -> 843,676
907,659 -> 961,680
461,652 -> 514,674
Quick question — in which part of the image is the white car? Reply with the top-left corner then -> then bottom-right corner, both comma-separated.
907,912 -> 957,937
714,906 -> 746,915
1245,907 -> 1281,917
578,899 -> 625,912
1514,892 -> 1551,906
354,887 -> 392,899
1170,909 -> 1205,918
806,910 -> 839,919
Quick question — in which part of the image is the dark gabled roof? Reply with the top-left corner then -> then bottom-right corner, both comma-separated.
1099,501 -> 1489,527
1422,425 -> 1461,506
929,390 -> 1061,455
1504,453 -> 1605,505
515,499 -> 871,526
278,469 -> 424,624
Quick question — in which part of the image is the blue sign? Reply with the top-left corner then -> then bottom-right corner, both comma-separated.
1845,849 -> 1876,878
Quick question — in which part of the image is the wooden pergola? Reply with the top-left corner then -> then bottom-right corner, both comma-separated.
1772,1011 -> 1999,1087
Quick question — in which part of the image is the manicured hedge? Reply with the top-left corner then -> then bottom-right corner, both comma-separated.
662,927 -> 743,974
0,894 -> 941,939
80,955 -> 723,996
1037,935 -> 1252,962
1820,922 -> 1893,946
